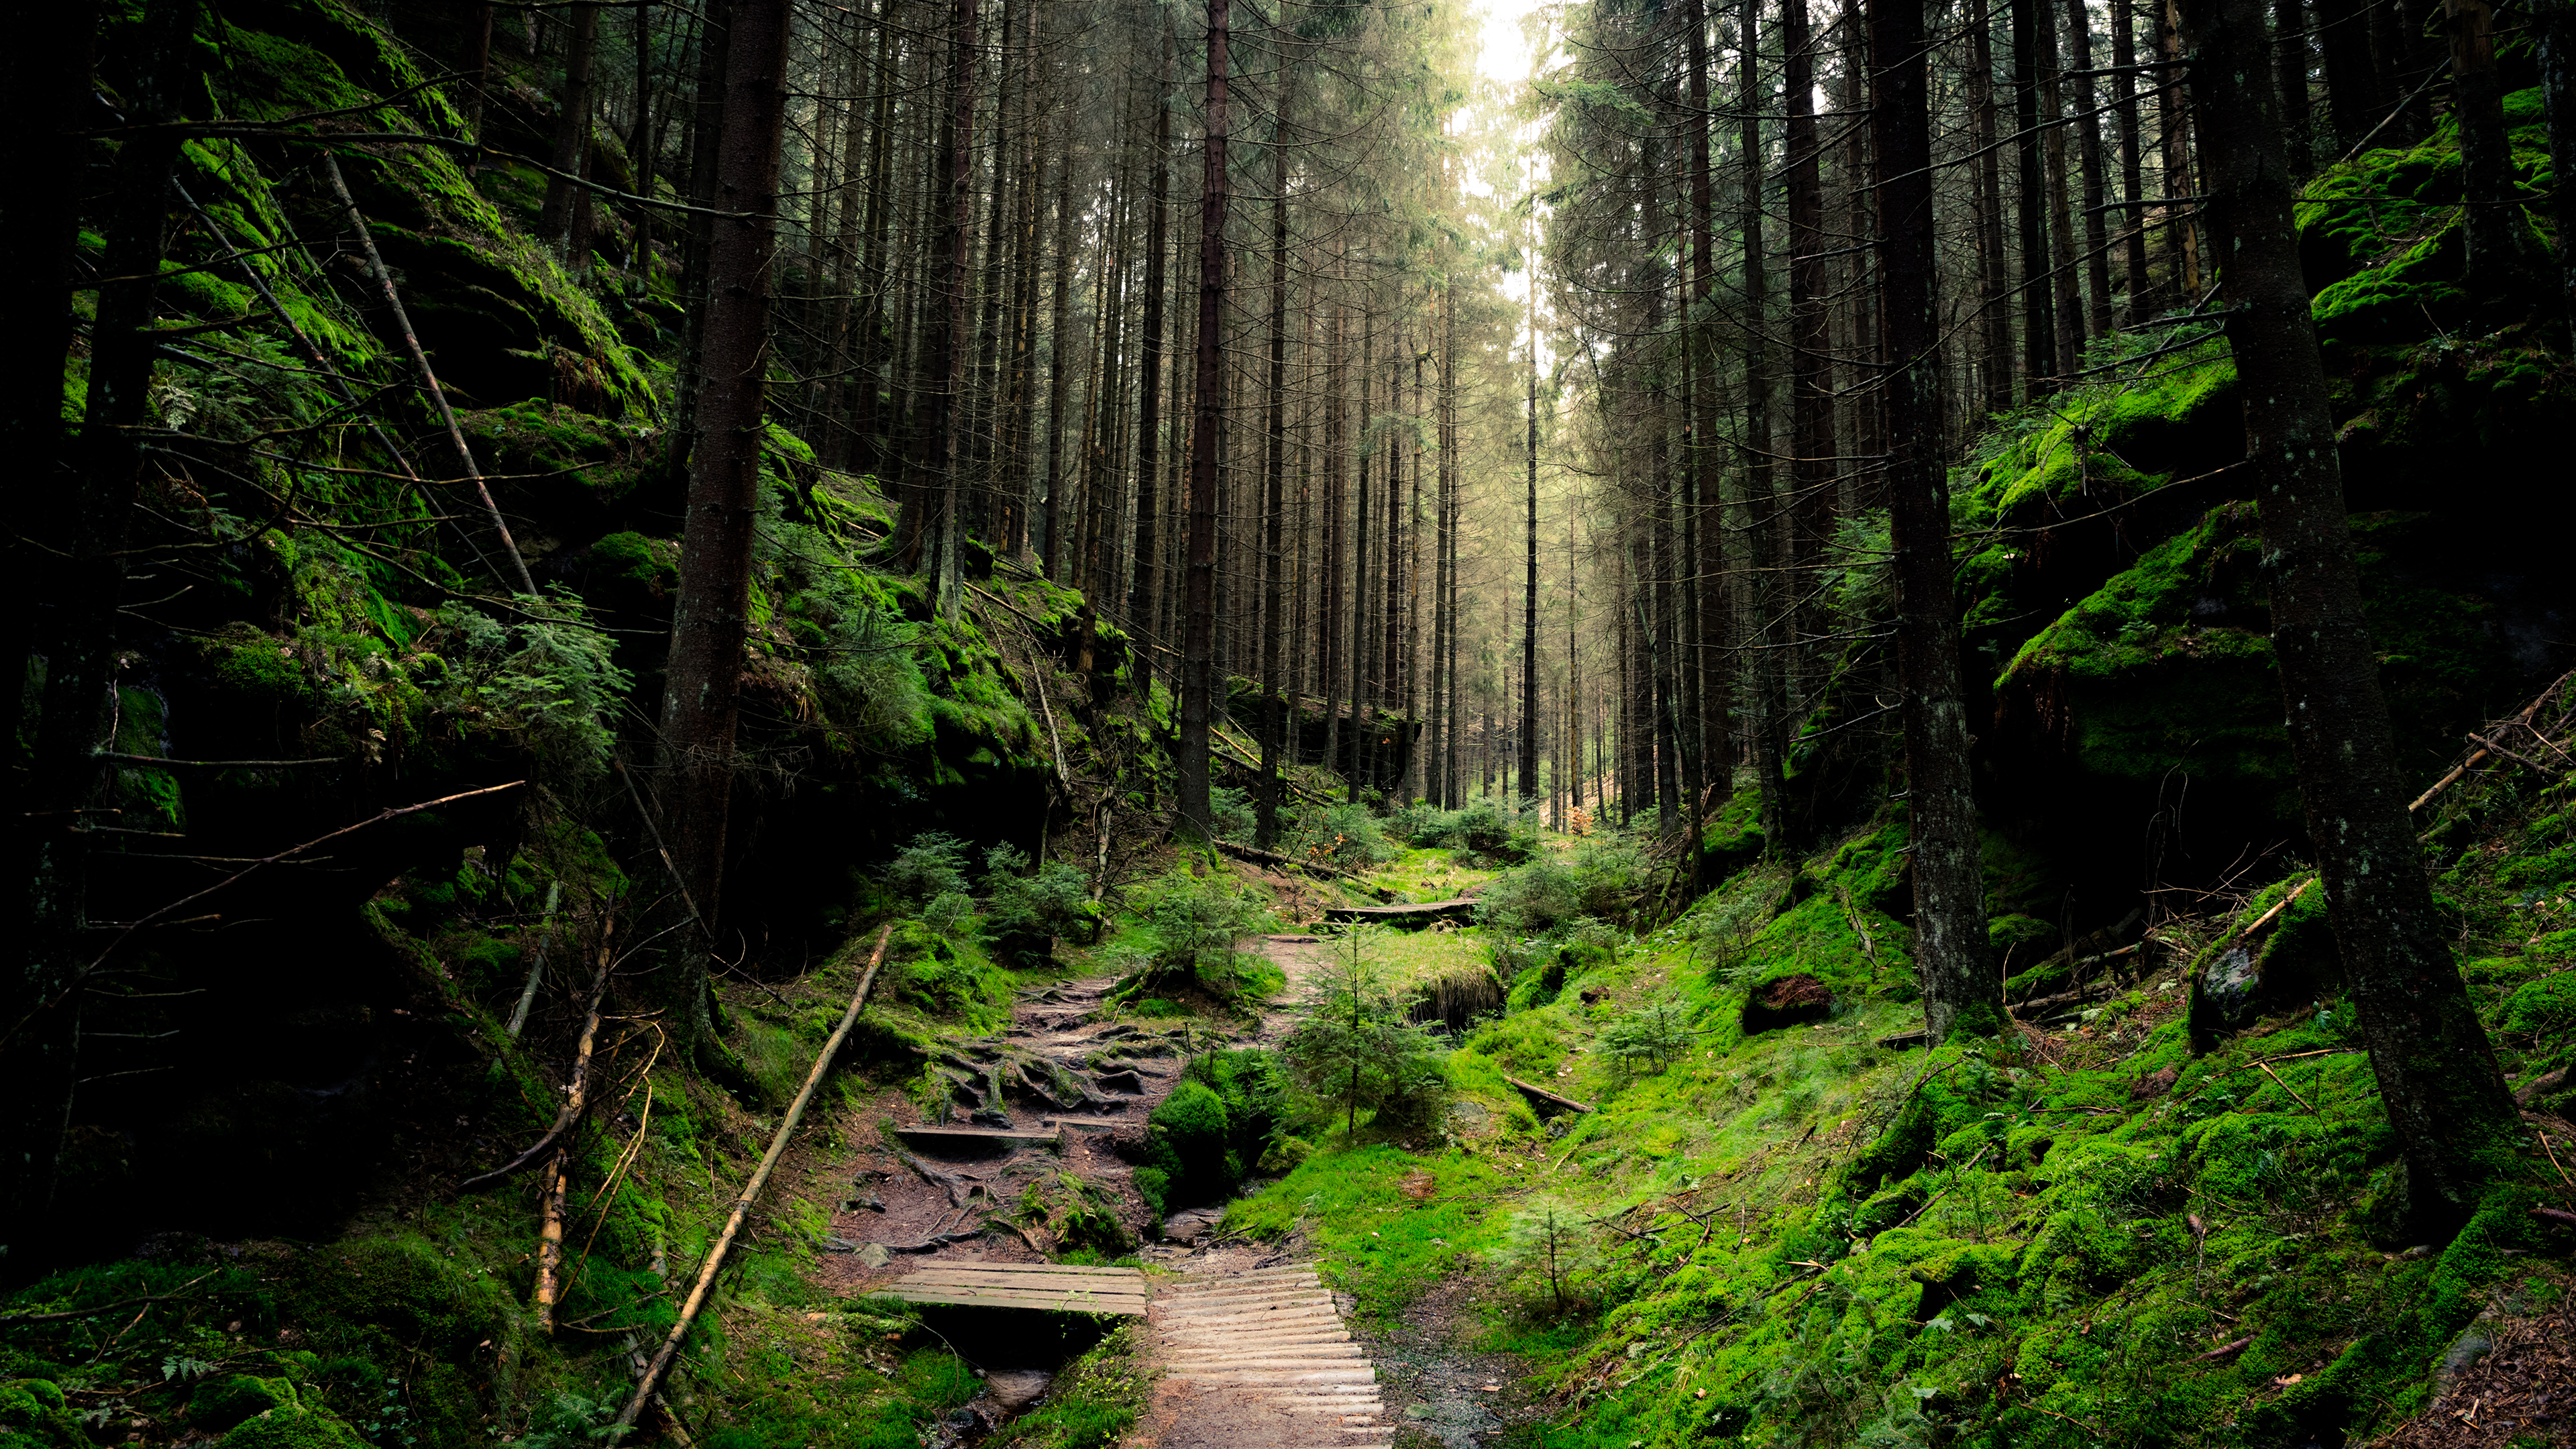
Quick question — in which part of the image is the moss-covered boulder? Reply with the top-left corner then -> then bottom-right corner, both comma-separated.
0,1379 -> 82,1449
191,1376 -> 299,1432
219,1405 -> 370,1449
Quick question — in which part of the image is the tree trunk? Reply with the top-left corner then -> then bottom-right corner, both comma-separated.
2275,0 -> 2316,178
2541,0 -> 2576,339
2157,0 -> 2203,303
1785,0 -> 1833,711
667,0 -> 731,472
2012,0 -> 2059,393
2041,0 -> 2087,372
538,0 -> 602,250
1737,0 -> 1788,851
4,0 -> 193,1259
2315,0 -> 2385,153
653,0 -> 793,1057
1874,0 -> 1996,1042
2443,0 -> 2524,286
2067,0 -> 2117,336
924,0 -> 981,619
1130,25 -> 1176,632
2182,0 -> 2520,1226
1256,97 -> 1291,848
1970,0 -> 2015,411
1042,136 -> 1075,579
1519,270 -> 1541,806
1177,0 -> 1230,834
0,0 -> 101,743
2113,0 -> 2155,322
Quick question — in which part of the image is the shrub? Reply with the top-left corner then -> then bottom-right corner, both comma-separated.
1144,1080 -> 1234,1209
1279,930 -> 1448,1139
1493,1195 -> 1601,1311
1601,1000 -> 1696,1077
1210,787 -> 1256,841
427,590 -> 629,787
1131,869 -> 1276,997
983,859 -> 1097,942
921,891 -> 977,938
885,833 -> 970,903
1285,800 -> 1391,868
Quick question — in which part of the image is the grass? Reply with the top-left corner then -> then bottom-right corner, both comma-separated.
1215,767 -> 2576,1449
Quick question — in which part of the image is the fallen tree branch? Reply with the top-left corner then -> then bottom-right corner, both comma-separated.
614,924 -> 896,1435
1,782 -> 525,1055
0,1270 -> 222,1325
2411,672 -> 2572,814
1212,838 -> 1394,899
2190,1334 -> 2255,1362
533,1150 -> 570,1333
463,923 -> 616,1191
320,154 -> 535,597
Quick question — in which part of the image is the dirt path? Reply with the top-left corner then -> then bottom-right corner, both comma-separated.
808,885 -> 1393,1444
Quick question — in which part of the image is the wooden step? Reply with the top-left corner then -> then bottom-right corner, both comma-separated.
891,1124 -> 1062,1154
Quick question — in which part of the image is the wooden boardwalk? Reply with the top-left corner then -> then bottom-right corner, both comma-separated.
1148,1265 -> 1390,1446
876,1261 -> 1148,1315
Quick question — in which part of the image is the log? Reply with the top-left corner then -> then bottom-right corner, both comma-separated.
1322,897 -> 1474,925
614,924 -> 896,1434
1503,1075 -> 1595,1116
464,922 -> 616,1190
533,1150 -> 569,1333
1215,839 -> 1395,899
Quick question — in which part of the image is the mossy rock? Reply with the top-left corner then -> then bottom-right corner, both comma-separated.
191,1376 -> 298,1432
0,1379 -> 81,1449
2500,971 -> 2576,1038
219,1406 -> 368,1449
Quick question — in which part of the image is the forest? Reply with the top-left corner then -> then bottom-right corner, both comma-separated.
3,0 -> 2573,1445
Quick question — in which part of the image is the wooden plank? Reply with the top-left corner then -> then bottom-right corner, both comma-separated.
880,1286 -> 1147,1315
892,1126 -> 1062,1146
906,1263 -> 1148,1284
905,1265 -> 1144,1281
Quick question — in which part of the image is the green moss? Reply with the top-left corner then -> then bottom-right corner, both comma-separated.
0,1379 -> 81,1449
219,1406 -> 368,1449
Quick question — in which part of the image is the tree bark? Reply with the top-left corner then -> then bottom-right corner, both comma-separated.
1177,0 -> 1230,834
2112,0 -> 2155,321
654,0 -> 793,1056
2012,0 -> 2059,392
2067,0 -> 2117,336
1785,0 -> 1833,710
1257,93 -> 1291,848
2183,0 -> 2520,1225
1131,24 -> 1176,632
2443,0 -> 2524,286
1874,0 -> 1996,1042
667,0 -> 731,472
538,0 -> 603,250
2542,0 -> 2576,339
1736,0 -> 1788,852
925,0 -> 981,619
5,0 -> 195,1258
2275,0 -> 2317,178
1970,0 -> 2015,410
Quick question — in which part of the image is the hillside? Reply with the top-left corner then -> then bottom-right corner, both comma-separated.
5,1 -> 2575,1448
